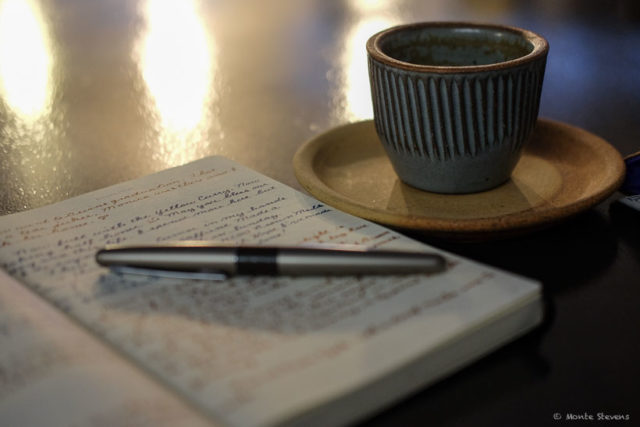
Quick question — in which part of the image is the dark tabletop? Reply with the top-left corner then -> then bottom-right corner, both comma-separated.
1,0 -> 638,425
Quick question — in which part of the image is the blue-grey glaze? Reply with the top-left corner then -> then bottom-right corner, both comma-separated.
367,23 -> 548,193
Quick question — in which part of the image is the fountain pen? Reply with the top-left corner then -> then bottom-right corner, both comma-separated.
95,242 -> 447,278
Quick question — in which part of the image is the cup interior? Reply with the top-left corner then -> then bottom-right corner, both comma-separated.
378,25 -> 535,67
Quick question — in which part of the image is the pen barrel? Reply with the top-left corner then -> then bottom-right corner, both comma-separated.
273,249 -> 445,276
96,247 -> 237,274
96,245 -> 447,277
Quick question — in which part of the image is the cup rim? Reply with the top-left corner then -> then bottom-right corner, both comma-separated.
366,21 -> 549,73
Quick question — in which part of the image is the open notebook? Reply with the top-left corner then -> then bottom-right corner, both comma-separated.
0,156 -> 543,427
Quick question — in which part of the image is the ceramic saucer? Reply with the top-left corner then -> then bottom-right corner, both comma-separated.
293,118 -> 625,240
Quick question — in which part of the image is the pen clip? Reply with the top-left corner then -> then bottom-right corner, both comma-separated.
111,266 -> 228,281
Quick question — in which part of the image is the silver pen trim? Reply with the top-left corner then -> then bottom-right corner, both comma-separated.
96,242 -> 447,277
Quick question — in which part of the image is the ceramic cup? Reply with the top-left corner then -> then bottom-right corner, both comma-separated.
367,22 -> 549,193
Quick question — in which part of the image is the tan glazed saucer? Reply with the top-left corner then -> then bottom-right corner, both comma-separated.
293,118 -> 625,240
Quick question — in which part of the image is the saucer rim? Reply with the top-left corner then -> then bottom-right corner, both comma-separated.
293,118 -> 625,239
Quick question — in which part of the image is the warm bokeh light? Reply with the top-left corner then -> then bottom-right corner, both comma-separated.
349,0 -> 390,13
0,0 -> 66,209
331,0 -> 401,121
0,0 -> 53,119
136,0 -> 216,165
341,17 -> 396,121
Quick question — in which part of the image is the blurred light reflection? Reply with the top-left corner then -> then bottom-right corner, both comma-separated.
349,0 -> 391,13
0,0 -> 67,210
342,17 -> 395,120
334,0 -> 399,121
137,0 -> 216,166
0,0 -> 53,120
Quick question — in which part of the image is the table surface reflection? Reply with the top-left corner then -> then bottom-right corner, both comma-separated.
0,0 -> 638,426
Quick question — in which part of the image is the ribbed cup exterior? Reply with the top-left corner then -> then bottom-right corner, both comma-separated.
367,61 -> 546,162
366,22 -> 548,193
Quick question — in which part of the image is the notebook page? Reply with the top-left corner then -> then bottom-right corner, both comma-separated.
0,156 -> 540,426
0,270 -> 214,427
